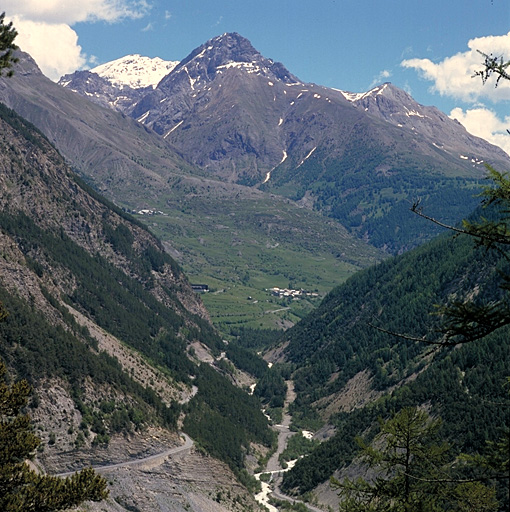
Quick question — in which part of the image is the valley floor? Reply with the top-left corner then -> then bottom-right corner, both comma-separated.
255,381 -> 326,512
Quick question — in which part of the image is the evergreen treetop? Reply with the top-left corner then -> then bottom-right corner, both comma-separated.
0,12 -> 18,77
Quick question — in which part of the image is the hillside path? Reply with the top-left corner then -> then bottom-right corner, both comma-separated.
55,433 -> 193,477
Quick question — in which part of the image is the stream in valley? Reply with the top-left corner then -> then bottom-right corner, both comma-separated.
254,381 -> 324,512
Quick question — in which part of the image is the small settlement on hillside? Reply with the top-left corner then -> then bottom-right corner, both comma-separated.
268,287 -> 319,299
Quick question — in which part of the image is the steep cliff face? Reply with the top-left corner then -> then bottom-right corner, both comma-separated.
0,100 -> 207,438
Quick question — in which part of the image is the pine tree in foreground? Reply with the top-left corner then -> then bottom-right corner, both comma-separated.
0,12 -> 18,77
0,304 -> 108,511
331,407 -> 500,512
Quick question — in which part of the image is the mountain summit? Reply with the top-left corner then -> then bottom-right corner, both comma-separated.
164,32 -> 299,87
59,54 -> 178,111
91,54 -> 179,89
15,34 -> 510,251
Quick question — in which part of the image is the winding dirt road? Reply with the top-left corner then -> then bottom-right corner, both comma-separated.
55,433 -> 193,478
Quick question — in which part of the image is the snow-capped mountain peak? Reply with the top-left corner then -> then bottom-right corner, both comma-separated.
158,32 -> 299,91
91,54 -> 179,89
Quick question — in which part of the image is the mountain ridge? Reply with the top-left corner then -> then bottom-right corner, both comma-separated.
59,33 -> 509,171
55,33 -> 510,252
342,82 -> 499,163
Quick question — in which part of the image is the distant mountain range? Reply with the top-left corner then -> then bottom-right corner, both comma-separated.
2,32 -> 509,259
58,33 -> 510,252
60,33 -> 507,179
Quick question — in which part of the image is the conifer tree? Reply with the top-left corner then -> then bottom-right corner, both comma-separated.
372,51 -> 510,347
332,407 -> 499,512
0,12 -> 18,77
332,407 -> 449,512
404,166 -> 510,345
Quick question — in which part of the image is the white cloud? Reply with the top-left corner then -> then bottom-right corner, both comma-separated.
12,16 -> 86,80
165,10 -> 172,20
368,69 -> 391,89
401,32 -> 510,103
5,0 -> 151,81
142,22 -> 154,32
3,0 -> 150,24
450,106 -> 510,156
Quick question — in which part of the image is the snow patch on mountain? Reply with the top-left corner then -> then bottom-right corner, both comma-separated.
297,147 -> 316,168
336,83 -> 390,102
164,120 -> 184,138
91,54 -> 179,89
137,111 -> 150,123
217,61 -> 264,74
405,107 -> 427,118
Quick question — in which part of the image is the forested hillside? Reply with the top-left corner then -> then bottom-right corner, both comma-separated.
0,101 -> 272,481
274,202 -> 509,506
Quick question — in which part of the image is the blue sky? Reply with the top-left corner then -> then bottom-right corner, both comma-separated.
5,0 -> 510,153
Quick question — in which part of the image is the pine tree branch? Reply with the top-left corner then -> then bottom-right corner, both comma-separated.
403,471 -> 509,484
368,322 -> 456,346
410,200 -> 510,246
473,50 -> 510,87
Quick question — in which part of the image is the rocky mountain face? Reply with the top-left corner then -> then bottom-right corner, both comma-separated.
0,103 -> 205,320
129,32 -> 303,183
0,103 -> 266,511
60,32 -> 509,181
57,33 -> 510,252
59,54 -> 178,112
58,69 -> 150,111
0,100 -> 194,421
